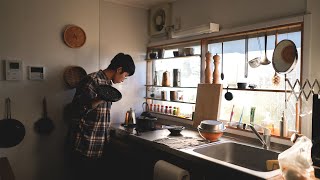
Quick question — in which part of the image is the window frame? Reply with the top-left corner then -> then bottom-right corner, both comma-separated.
146,22 -> 303,139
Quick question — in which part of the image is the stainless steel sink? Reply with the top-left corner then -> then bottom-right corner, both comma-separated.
193,141 -> 279,172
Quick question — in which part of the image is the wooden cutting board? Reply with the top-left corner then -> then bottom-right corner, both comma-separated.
193,83 -> 223,128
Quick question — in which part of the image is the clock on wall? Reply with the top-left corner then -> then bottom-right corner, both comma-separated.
63,25 -> 86,48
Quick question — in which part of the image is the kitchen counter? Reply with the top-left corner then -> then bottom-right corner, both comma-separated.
109,122 -> 291,180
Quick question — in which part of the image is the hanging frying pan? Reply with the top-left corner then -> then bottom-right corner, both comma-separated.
34,97 -> 55,135
0,98 -> 25,148
272,39 -> 298,74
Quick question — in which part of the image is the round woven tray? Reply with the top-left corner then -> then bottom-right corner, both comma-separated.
63,66 -> 87,89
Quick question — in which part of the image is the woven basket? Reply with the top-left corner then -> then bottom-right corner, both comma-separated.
63,66 -> 87,89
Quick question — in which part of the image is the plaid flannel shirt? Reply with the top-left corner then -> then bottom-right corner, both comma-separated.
71,70 -> 112,158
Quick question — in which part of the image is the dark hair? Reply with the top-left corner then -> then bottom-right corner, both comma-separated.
107,53 -> 135,76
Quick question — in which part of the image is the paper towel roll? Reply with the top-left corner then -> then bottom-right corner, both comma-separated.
153,160 -> 190,180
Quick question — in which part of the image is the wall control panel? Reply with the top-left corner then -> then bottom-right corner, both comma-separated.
5,60 -> 23,80
28,66 -> 45,80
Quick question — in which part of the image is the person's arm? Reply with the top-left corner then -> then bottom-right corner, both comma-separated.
72,76 -> 104,115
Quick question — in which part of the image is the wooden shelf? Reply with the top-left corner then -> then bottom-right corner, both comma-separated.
224,87 -> 291,93
145,85 -> 197,88
145,97 -> 196,104
145,54 -> 201,61
149,111 -> 192,121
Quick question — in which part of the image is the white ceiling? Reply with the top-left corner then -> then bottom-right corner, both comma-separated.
104,0 -> 176,9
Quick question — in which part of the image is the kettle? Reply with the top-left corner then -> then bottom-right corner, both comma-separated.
125,108 -> 136,125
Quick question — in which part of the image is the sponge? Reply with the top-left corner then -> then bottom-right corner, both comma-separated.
266,160 -> 280,171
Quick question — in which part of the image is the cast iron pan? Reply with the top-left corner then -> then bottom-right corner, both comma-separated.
0,98 -> 25,148
34,97 -> 55,135
96,85 -> 122,102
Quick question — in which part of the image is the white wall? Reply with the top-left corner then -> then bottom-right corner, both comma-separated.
172,0 -> 306,30
0,0 -> 148,179
100,2 -> 148,123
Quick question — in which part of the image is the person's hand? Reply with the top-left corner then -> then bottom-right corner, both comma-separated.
91,97 -> 104,109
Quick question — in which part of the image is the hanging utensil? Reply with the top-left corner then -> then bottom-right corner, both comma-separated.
34,97 -> 55,135
272,31 -> 280,86
260,34 -> 271,65
0,98 -> 25,148
221,42 -> 224,80
248,36 -> 262,68
244,37 -> 248,78
224,85 -> 233,101
272,39 -> 298,74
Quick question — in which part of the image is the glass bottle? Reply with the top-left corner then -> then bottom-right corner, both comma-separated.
165,106 -> 168,114
161,105 -> 164,113
153,71 -> 158,86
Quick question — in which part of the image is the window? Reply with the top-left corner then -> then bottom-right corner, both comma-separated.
207,30 -> 302,136
146,23 -> 303,138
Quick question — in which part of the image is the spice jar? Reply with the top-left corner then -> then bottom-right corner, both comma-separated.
165,106 -> 168,114
169,106 -> 172,115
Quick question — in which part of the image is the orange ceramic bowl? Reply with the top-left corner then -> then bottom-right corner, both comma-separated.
197,127 -> 224,142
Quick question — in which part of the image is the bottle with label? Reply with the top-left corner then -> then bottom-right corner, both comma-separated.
153,71 -> 158,85
281,111 -> 288,137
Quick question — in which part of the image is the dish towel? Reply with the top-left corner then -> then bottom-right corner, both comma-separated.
153,160 -> 190,180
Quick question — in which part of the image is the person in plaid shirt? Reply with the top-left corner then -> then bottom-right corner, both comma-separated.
68,52 -> 135,180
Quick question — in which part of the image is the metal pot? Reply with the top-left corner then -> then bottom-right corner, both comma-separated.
136,116 -> 157,131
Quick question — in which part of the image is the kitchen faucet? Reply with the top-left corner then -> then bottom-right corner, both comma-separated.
243,123 -> 271,150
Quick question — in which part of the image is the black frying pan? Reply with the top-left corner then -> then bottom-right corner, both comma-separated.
34,97 -> 55,135
96,85 -> 122,102
0,98 -> 25,148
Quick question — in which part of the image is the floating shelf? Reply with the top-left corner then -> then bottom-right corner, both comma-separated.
145,55 -> 201,61
145,97 -> 196,104
224,87 -> 290,93
149,111 -> 192,121
145,85 -> 197,88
